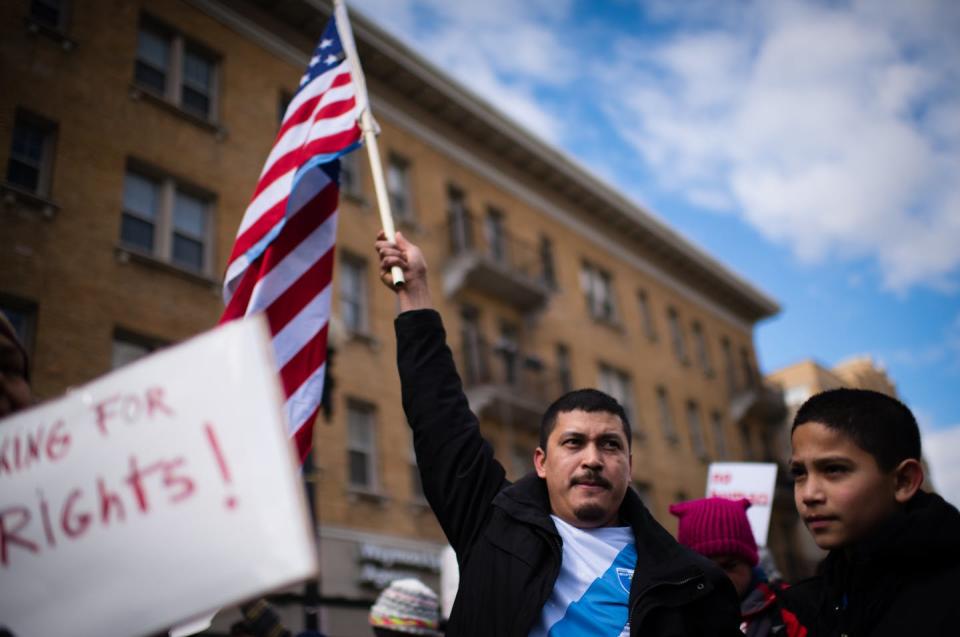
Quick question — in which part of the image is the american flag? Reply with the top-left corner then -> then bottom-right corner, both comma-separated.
220,15 -> 363,462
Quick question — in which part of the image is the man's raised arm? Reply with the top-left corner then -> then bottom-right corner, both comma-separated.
374,232 -> 507,554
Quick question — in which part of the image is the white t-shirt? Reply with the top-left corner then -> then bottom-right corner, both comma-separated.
529,515 -> 636,637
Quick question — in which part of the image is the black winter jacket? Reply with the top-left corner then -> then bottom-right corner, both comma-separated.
397,310 -> 742,637
782,490 -> 960,636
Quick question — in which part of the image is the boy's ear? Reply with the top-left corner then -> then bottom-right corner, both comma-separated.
893,458 -> 924,504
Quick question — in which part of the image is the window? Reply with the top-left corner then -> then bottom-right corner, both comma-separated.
409,438 -> 424,500
460,305 -> 484,385
278,90 -> 293,127
740,346 -> 756,389
692,321 -> 713,376
632,481 -> 654,511
711,410 -> 727,460
740,421 -> 753,460
0,297 -> 37,359
666,307 -> 689,364
598,363 -> 634,425
386,154 -> 412,221
656,386 -> 677,443
539,235 -> 556,289
511,445 -> 534,478
339,254 -> 368,334
29,0 -> 67,30
112,330 -> 166,370
495,321 -> 519,385
686,400 -> 707,460
556,343 -> 573,394
721,337 -> 737,394
637,290 -> 657,342
120,167 -> 214,274
484,207 -> 507,263
581,262 -> 617,323
347,400 -> 377,489
135,17 -> 219,121
6,110 -> 57,197
339,149 -> 363,199
447,185 -> 472,253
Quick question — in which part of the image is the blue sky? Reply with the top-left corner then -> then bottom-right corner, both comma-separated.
349,0 -> 960,505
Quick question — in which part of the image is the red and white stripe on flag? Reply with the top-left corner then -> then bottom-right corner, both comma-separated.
220,16 -> 363,463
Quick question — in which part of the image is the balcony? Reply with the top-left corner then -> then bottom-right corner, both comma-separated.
457,337 -> 564,429
441,212 -> 553,312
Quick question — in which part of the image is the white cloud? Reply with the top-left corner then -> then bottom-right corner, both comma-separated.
349,0 -> 575,142
883,312 -> 960,371
349,0 -> 960,292
599,0 -> 960,292
921,424 -> 960,510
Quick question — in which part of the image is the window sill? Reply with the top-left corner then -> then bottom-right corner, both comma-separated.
340,190 -> 369,208
115,245 -> 221,290
346,330 -> 380,350
588,314 -> 624,333
407,498 -> 431,514
1,184 -> 60,218
129,85 -> 227,139
346,487 -> 390,506
24,17 -> 78,51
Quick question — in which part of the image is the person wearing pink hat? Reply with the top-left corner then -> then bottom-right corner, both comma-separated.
671,498 -> 806,637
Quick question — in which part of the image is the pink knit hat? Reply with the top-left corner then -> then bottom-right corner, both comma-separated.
669,497 -> 758,566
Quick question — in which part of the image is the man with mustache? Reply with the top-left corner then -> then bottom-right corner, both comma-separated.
376,232 -> 740,637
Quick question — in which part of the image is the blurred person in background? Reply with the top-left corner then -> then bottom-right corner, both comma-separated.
671,498 -> 806,637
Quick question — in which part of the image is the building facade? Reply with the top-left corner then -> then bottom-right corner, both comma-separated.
2,1 -> 781,634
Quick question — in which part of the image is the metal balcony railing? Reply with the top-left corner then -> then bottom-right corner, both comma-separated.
441,211 -> 552,311
457,336 -> 564,427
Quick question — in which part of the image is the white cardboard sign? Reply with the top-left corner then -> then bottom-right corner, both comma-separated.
705,462 -> 778,546
0,317 -> 318,637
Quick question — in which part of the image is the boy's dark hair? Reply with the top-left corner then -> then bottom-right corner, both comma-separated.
792,388 -> 921,471
539,388 -> 631,453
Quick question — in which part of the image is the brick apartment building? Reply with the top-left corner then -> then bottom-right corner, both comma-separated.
2,1 -> 784,633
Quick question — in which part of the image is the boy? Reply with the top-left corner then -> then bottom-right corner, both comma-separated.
784,388 -> 960,636
671,498 -> 806,637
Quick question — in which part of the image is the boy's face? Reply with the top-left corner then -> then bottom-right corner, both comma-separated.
790,421 -> 899,550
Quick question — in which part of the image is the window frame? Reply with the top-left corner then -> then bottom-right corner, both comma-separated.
386,153 -> 413,221
581,261 -> 617,324
692,321 -> 713,376
711,410 -> 727,460
656,385 -> 678,444
119,163 -> 216,277
6,109 -> 58,199
686,400 -> 708,461
598,363 -> 635,426
346,399 -> 378,491
134,14 -> 221,123
338,252 -> 370,335
637,289 -> 657,342
666,307 -> 689,365
111,328 -> 167,370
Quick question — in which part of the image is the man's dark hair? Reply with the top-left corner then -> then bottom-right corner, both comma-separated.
539,388 -> 631,453
792,388 -> 921,471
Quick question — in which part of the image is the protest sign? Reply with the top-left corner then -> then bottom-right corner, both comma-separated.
0,316 -> 318,637
705,462 -> 779,546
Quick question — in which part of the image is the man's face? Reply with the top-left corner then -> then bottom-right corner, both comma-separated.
791,421 -> 899,550
534,409 -> 631,528
0,332 -> 31,418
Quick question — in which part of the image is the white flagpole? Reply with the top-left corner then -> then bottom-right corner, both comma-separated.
334,0 -> 405,286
